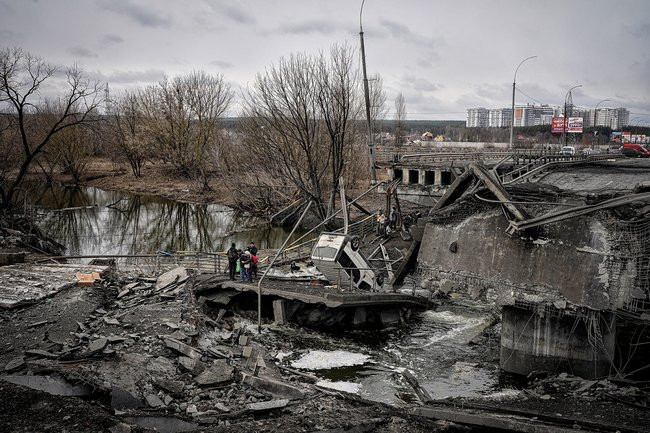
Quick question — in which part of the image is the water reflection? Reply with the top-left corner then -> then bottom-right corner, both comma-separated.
25,183 -> 303,257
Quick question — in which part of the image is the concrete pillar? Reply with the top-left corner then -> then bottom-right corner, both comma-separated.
500,305 -> 615,379
272,300 -> 287,325
434,170 -> 442,186
402,170 -> 409,185
387,168 -> 394,182
353,307 -> 367,327
418,170 -> 425,185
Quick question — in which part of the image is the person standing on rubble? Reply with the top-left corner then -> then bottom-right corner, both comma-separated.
389,206 -> 398,230
376,211 -> 387,236
239,250 -> 252,282
227,243 -> 238,280
247,242 -> 258,278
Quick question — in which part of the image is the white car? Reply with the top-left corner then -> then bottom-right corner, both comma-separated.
559,146 -> 576,155
311,232 -> 384,291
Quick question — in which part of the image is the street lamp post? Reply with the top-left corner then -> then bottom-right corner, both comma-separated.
564,84 -> 582,146
509,56 -> 537,148
359,0 -> 376,184
592,99 -> 611,148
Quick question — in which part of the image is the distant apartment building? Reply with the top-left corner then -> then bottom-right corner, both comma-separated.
514,104 -> 556,127
593,107 -> 630,129
466,107 -> 489,127
467,104 -> 630,129
488,108 -> 513,127
468,105 -> 556,128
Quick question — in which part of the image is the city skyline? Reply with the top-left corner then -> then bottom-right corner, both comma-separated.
1,0 -> 649,122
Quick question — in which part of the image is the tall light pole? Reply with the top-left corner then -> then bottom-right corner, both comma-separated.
359,0 -> 376,184
509,56 -> 537,148
593,99 -> 611,128
564,84 -> 582,146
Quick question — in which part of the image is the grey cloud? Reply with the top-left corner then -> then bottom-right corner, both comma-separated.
222,5 -> 256,25
98,0 -> 172,28
629,22 -> 650,38
375,19 -> 444,54
210,60 -> 233,69
403,75 -> 442,92
0,1 -> 14,15
88,69 -> 166,85
68,46 -> 98,58
272,20 -> 346,36
100,34 -> 124,47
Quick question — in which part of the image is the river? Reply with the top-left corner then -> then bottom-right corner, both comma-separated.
23,183 -> 303,257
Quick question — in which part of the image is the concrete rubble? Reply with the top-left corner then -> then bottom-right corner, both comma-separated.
0,263 -> 445,432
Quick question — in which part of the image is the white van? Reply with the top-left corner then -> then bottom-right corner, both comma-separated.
311,232 -> 384,291
559,146 -> 576,155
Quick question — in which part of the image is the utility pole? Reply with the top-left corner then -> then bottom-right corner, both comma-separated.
510,56 -> 536,148
564,85 -> 582,146
359,0 -> 377,184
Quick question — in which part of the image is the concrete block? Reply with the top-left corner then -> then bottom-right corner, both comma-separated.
246,399 -> 289,412
164,338 -> 201,359
241,373 -> 305,400
273,300 -> 287,325
194,359 -> 233,386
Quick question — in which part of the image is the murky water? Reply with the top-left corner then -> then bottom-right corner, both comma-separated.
286,303 -> 519,405
22,183 -> 304,257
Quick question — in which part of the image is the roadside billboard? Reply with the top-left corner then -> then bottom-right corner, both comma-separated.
551,117 -> 565,133
567,117 -> 583,133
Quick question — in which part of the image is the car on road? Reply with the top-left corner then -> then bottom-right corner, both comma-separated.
559,146 -> 576,156
621,143 -> 650,158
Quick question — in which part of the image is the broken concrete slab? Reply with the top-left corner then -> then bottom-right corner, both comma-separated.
24,349 -> 58,359
246,398 -> 289,412
104,317 -> 120,326
2,375 -> 93,397
155,267 -> 189,291
154,378 -> 185,395
178,356 -> 206,375
241,373 -> 305,400
164,338 -> 201,359
4,357 -> 25,372
194,360 -> 233,386
0,263 -> 108,308
108,423 -> 132,433
86,337 -> 108,354
145,394 -> 165,408
111,387 -> 145,410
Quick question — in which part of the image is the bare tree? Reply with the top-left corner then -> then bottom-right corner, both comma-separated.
240,45 -> 362,221
0,47 -> 103,210
394,92 -> 407,146
139,71 -> 233,180
110,90 -> 148,177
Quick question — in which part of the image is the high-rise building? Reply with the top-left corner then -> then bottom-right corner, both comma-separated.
466,108 -> 489,127
488,108 -> 512,127
514,104 -> 557,127
594,107 -> 630,129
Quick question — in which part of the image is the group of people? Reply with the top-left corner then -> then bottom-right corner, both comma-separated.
227,241 -> 258,282
376,206 -> 398,237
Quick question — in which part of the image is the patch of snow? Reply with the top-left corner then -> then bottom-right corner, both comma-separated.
481,388 -> 522,400
291,350 -> 371,370
533,238 -> 550,245
316,380 -> 361,394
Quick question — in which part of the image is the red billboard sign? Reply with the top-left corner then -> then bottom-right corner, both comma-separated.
552,117 -> 565,133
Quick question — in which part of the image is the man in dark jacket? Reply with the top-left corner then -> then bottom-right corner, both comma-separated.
227,243 -> 238,280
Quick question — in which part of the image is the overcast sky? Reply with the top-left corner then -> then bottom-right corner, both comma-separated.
1,0 -> 649,122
